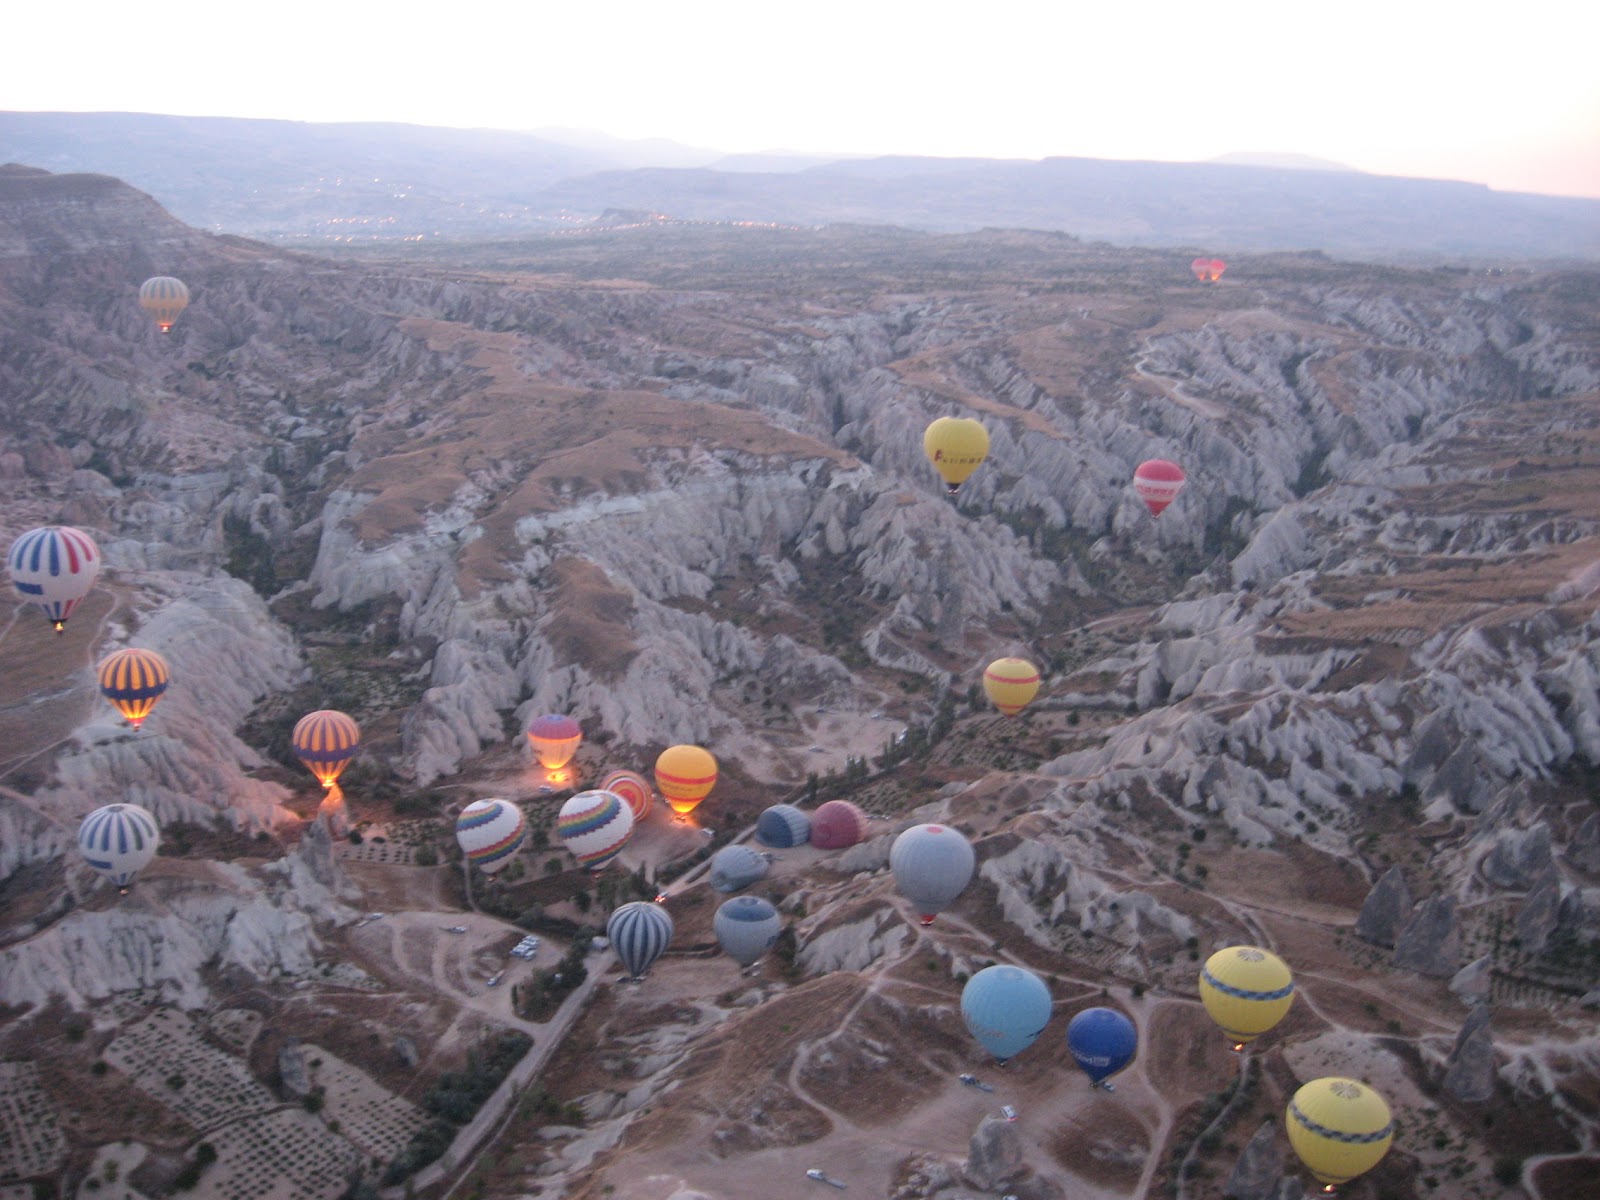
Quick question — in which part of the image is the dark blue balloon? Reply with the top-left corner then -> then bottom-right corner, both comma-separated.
1066,1007 -> 1137,1085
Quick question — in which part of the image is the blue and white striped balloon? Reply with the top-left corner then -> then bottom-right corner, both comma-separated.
77,803 -> 160,888
756,803 -> 811,849
607,901 -> 675,980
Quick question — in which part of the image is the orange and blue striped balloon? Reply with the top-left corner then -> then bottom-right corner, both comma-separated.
139,276 -> 190,332
97,647 -> 170,729
291,709 -> 361,788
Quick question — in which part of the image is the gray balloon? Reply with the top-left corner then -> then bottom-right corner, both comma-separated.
890,823 -> 975,924
709,844 -> 770,893
713,895 -> 782,966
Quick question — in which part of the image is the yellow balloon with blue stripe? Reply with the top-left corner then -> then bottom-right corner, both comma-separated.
1286,1077 -> 1394,1187
1198,945 -> 1294,1048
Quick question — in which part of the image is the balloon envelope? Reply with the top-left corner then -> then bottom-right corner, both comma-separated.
983,657 -> 1040,716
599,769 -> 654,822
810,800 -> 868,850
607,901 -> 674,979
454,799 -> 527,874
756,803 -> 811,849
654,744 -> 717,815
714,895 -> 781,966
291,710 -> 361,788
8,525 -> 101,631
1133,459 -> 1187,517
923,417 -> 990,494
557,789 -> 634,870
1286,1077 -> 1394,1186
1190,258 -> 1226,282
961,965 -> 1052,1061
890,823 -> 975,924
710,844 -> 770,893
97,647 -> 170,728
1199,945 -> 1294,1045
78,803 -> 160,887
526,714 -> 582,770
1066,1007 -> 1137,1085
139,276 -> 190,331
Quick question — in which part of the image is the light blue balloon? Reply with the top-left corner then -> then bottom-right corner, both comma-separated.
961,965 -> 1052,1062
713,896 -> 781,966
709,844 -> 769,893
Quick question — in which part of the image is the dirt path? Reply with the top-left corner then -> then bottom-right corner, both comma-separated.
0,587 -> 122,785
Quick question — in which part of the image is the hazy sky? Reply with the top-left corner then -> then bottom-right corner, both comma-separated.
9,0 -> 1599,198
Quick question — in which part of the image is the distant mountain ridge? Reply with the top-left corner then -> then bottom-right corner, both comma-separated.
2,111 -> 1597,261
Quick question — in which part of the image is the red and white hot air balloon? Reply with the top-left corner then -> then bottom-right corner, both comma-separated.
1191,258 -> 1226,282
1133,459 -> 1187,517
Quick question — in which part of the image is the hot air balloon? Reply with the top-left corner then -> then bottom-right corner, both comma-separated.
526,714 -> 582,773
654,744 -> 717,817
1199,945 -> 1295,1050
607,901 -> 674,980
983,657 -> 1040,717
1066,1007 -> 1137,1088
7,525 -> 101,633
1286,1078 -> 1394,1190
557,789 -> 634,871
710,844 -> 770,893
599,769 -> 655,823
809,800 -> 868,850
961,965 -> 1053,1063
291,710 -> 361,788
714,895 -> 781,967
923,416 -> 990,495
1191,258 -> 1226,282
139,276 -> 190,332
1133,459 -> 1187,517
454,799 -> 527,875
78,803 -> 160,889
96,647 -> 170,729
756,803 -> 811,849
890,823 -> 975,925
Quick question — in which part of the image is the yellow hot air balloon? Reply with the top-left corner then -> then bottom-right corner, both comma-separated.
923,417 -> 989,495
139,276 -> 190,333
983,657 -> 1040,716
97,647 -> 170,729
291,710 -> 361,788
654,744 -> 716,816
1199,945 -> 1295,1050
1286,1077 -> 1394,1190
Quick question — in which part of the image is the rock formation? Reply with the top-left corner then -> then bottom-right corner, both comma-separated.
1356,866 -> 1413,946
1449,956 -> 1493,1007
1225,1120 -> 1286,1200
963,1114 -> 1024,1190
1393,894 -> 1461,977
1442,1005 -> 1497,1103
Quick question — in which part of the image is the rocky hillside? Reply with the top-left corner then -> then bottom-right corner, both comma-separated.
2,169 -> 1598,1199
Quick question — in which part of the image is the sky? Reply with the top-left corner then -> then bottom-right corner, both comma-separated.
8,0 -> 1599,198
